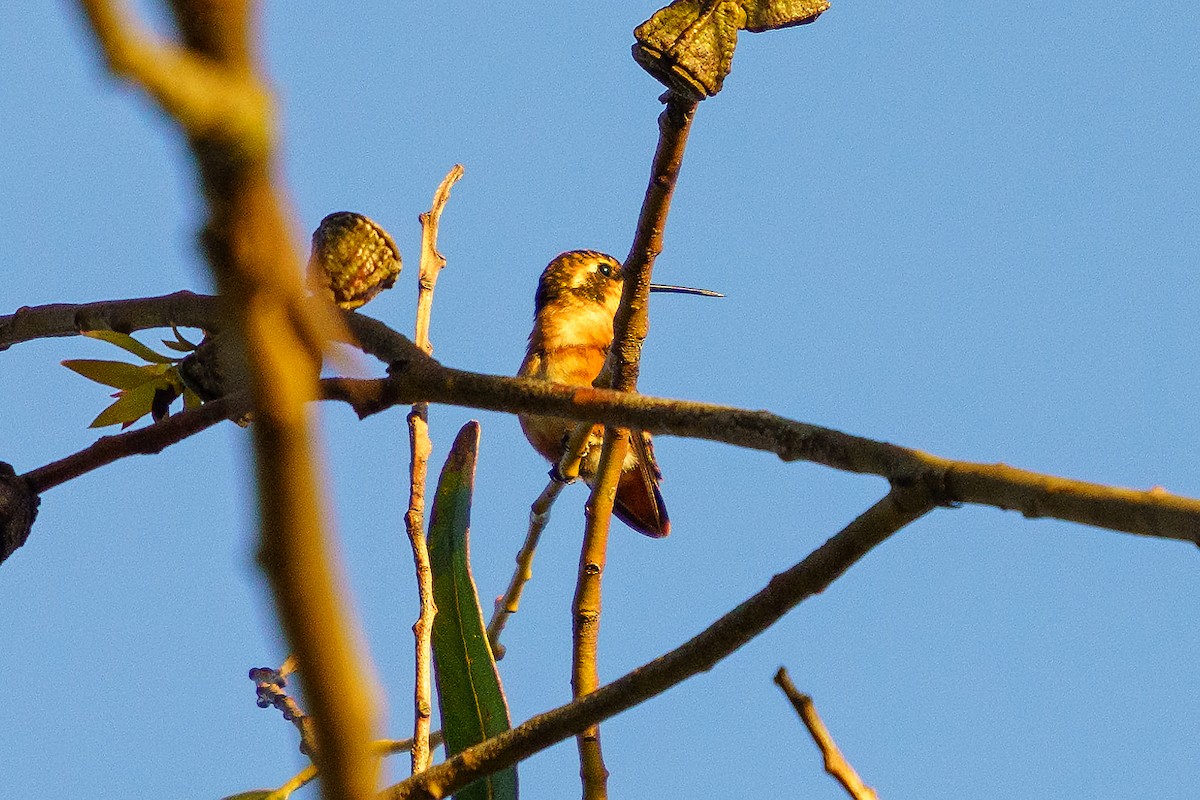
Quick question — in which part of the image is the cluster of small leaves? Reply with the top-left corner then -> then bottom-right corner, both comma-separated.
61,328 -> 204,429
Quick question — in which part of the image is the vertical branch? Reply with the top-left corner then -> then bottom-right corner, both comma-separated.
613,92 -> 699,393
405,405 -> 435,775
406,165 -> 464,774
563,90 -> 699,798
77,4 -> 382,800
568,90 -> 700,799
571,429 -> 629,800
413,166 -> 465,356
774,668 -> 880,800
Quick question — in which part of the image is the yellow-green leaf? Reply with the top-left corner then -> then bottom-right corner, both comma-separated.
219,791 -> 274,800
82,330 -> 175,363
89,380 -> 164,429
62,359 -> 163,391
183,387 -> 203,409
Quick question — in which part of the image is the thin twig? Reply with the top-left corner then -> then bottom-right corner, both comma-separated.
7,296 -> 1200,544
22,395 -> 240,493
250,663 -> 319,756
774,668 -> 879,800
266,763 -> 317,800
486,479 -> 563,657
383,486 -> 935,799
613,91 -> 699,394
405,165 -> 463,775
405,403 -> 435,775
414,165 -> 464,358
266,733 -> 448,800
486,421 -> 596,657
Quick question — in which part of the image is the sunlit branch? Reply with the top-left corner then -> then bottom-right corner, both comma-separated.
383,486 -> 935,799
774,667 -> 879,800
405,165 -> 463,774
21,396 -> 239,494
6,296 -> 1199,545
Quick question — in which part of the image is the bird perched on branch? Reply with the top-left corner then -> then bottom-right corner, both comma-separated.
517,250 -> 719,537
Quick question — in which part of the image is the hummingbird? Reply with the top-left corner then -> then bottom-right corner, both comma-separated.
517,250 -> 720,537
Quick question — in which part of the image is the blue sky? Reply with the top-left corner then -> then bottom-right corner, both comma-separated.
2,2 -> 1198,798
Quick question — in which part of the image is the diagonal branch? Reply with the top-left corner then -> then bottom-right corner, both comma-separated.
382,485 -> 935,799
22,395 -> 242,494
774,667 -> 879,800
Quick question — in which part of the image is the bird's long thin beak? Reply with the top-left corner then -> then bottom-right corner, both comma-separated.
648,283 -> 724,298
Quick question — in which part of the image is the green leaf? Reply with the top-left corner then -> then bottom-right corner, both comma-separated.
183,387 -> 203,409
219,791 -> 274,800
61,359 -> 164,391
89,380 -> 165,429
82,329 -> 175,363
428,421 -> 517,800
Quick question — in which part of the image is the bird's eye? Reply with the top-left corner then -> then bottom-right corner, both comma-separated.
597,262 -> 613,277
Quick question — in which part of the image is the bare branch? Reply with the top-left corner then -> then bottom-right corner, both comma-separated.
414,165 -> 464,357
7,296 -> 1200,544
572,429 -> 626,799
22,395 -> 241,494
250,661 -> 319,757
383,486 -> 935,799
0,292 -> 222,351
329,368 -> 1200,546
774,667 -> 879,800
486,479 -> 564,657
405,165 -> 463,775
614,91 -> 699,394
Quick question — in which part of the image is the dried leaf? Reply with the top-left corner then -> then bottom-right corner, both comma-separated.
743,0 -> 829,32
633,0 -> 829,98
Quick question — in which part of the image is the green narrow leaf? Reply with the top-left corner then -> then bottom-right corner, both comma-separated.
89,380 -> 164,429
219,791 -> 274,800
428,421 -> 518,800
61,359 -> 163,391
161,324 -> 201,352
161,338 -> 196,353
82,329 -> 175,363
